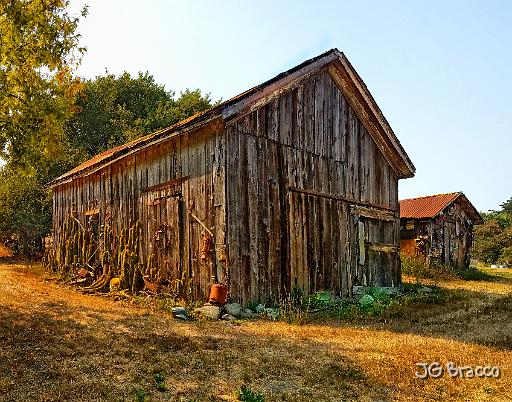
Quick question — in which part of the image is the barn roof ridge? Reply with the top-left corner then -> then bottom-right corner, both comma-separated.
400,191 -> 462,203
49,48 -> 415,187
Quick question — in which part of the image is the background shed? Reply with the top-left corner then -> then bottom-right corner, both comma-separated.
400,192 -> 483,269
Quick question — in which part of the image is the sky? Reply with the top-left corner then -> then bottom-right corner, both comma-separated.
68,0 -> 511,212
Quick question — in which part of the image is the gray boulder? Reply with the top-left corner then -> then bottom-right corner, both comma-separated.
194,304 -> 221,320
224,303 -> 242,317
240,308 -> 254,319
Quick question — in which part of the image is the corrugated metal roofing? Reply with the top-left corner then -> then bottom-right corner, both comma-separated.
399,192 -> 460,219
399,192 -> 483,224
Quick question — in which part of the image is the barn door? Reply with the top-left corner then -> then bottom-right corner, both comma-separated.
287,191 -> 352,298
142,191 -> 184,281
443,221 -> 456,265
350,206 -> 401,287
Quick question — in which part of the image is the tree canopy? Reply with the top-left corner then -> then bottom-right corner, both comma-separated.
473,197 -> 512,266
0,0 -> 87,165
65,72 -> 213,158
0,1 -> 215,254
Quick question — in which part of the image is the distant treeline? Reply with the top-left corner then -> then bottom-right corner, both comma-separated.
473,197 -> 512,266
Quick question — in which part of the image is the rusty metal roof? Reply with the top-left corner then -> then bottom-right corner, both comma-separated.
399,192 -> 483,224
50,48 -> 415,187
55,112 -> 208,181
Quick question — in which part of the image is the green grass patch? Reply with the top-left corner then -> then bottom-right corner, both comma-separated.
276,284 -> 449,324
236,385 -> 265,402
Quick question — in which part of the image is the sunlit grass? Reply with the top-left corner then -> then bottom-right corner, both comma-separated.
0,261 -> 511,401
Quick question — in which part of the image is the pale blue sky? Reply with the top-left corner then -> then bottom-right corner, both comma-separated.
69,0 -> 511,212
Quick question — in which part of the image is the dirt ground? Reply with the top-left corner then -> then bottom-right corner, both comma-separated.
0,260 -> 511,401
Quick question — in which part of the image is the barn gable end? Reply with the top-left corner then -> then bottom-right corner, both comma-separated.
225,68 -> 404,303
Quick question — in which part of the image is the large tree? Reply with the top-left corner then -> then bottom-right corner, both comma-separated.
0,0 -> 87,165
65,72 -> 214,158
0,0 -> 86,254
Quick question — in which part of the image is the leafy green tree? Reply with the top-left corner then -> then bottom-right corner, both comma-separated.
65,72 -> 214,157
473,197 -> 512,265
0,164 -> 52,255
0,0 -> 87,164
0,0 -> 86,253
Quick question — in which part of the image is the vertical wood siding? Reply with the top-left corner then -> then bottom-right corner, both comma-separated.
52,120 -> 225,300
225,68 -> 401,304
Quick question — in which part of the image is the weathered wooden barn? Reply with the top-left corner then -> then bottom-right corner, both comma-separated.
399,192 -> 483,269
49,49 -> 415,304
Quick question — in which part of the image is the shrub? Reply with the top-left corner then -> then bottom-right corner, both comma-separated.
236,385 -> 265,402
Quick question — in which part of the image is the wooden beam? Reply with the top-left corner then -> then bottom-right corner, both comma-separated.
142,176 -> 189,193
367,242 -> 400,253
350,205 -> 398,222
288,187 -> 396,212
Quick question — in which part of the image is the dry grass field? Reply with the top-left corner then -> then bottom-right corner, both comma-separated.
0,259 -> 511,401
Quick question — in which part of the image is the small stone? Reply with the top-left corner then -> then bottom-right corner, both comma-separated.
240,308 -> 254,319
194,305 -> 221,320
359,294 -> 375,308
221,313 -> 236,321
224,303 -> 242,317
255,304 -> 265,313
174,314 -> 189,320
172,307 -> 187,317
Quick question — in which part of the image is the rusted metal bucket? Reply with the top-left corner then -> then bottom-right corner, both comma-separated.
208,283 -> 228,305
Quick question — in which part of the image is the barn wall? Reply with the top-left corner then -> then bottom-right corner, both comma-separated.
225,68 -> 401,304
52,120 -> 226,299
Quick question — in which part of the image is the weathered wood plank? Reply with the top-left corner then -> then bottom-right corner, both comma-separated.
367,242 -> 400,253
350,205 -> 398,222
288,187 -> 396,212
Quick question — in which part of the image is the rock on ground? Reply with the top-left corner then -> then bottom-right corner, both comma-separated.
223,303 -> 242,317
194,304 -> 221,320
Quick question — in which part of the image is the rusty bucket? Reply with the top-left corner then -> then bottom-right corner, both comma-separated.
208,283 -> 228,305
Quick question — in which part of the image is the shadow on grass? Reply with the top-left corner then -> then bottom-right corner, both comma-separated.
0,300 -> 391,402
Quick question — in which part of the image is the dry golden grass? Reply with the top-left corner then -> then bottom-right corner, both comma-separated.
0,260 -> 511,401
